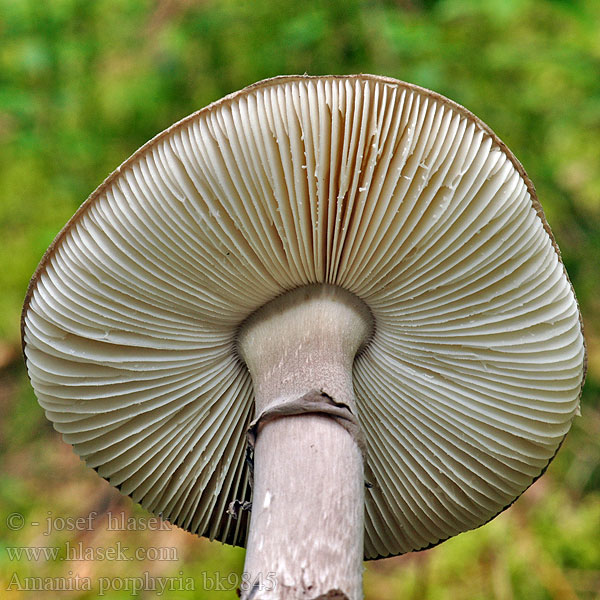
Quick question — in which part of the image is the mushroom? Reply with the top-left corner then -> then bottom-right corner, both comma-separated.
22,75 -> 586,599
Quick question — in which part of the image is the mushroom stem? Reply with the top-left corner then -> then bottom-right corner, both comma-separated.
238,284 -> 373,600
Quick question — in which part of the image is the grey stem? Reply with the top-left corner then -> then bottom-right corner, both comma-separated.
237,284 -> 373,600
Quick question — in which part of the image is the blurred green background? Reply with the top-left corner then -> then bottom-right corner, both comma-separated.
1,0 -> 599,598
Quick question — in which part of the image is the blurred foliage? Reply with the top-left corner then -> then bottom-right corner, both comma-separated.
0,0 -> 598,598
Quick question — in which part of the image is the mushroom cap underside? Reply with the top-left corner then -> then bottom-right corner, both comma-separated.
22,74 -> 586,559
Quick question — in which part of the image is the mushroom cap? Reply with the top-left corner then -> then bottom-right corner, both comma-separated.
22,75 -> 586,559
